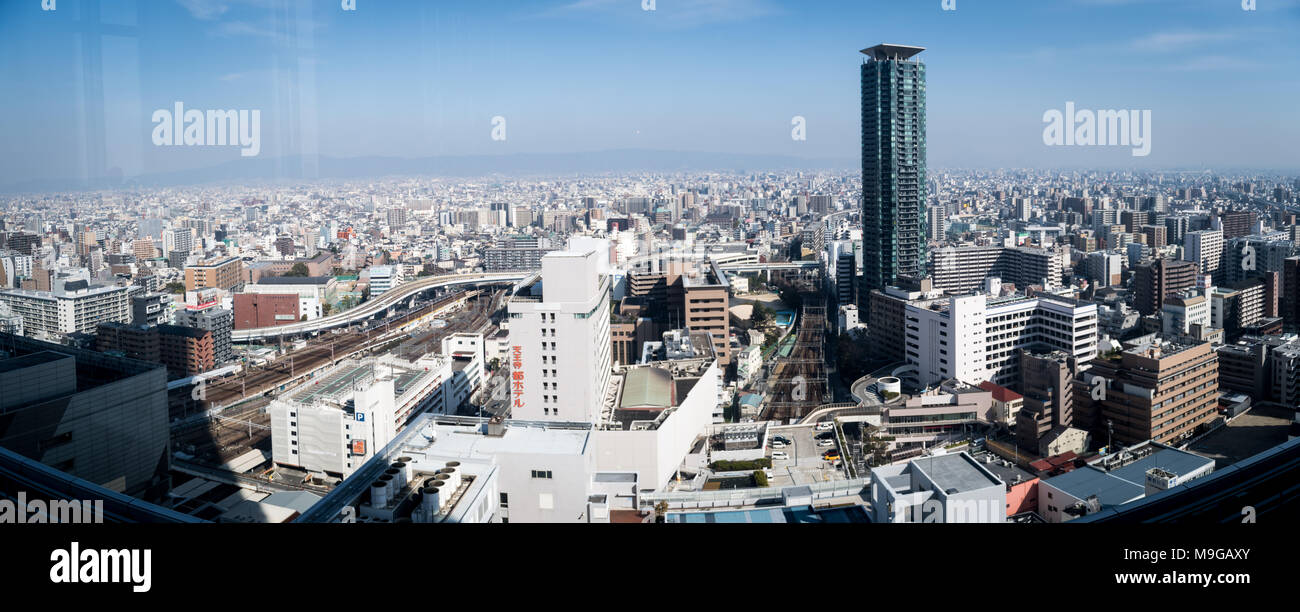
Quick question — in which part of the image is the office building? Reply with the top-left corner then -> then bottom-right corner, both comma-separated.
131,292 -> 172,326
869,452 -> 1007,523
268,356 -> 451,478
905,291 -> 1099,389
1220,211 -> 1256,239
868,278 -> 941,366
0,333 -> 170,501
1285,257 -> 1300,330
594,354 -> 722,487
1161,289 -> 1212,337
1139,225 -> 1167,249
232,293 -> 301,330
1085,251 -> 1122,287
368,265 -> 400,297
861,43 -> 928,299
1081,339 -> 1219,447
682,262 -> 731,366
1037,441 -> 1213,523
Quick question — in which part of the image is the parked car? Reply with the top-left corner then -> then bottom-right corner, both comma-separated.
817,438 -> 835,447
815,422 -> 834,431
821,450 -> 841,461
772,451 -> 790,461
772,435 -> 792,445
771,440 -> 787,449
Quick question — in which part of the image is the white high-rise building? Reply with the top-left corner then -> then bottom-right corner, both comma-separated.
507,245 -> 613,423
1184,229 -> 1223,283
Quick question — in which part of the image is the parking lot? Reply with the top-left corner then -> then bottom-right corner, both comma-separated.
765,423 -> 846,487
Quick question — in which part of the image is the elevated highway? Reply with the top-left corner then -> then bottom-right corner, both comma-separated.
232,272 -> 530,341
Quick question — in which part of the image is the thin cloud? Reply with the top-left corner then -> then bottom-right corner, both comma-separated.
1131,30 -> 1239,52
176,0 -> 230,20
539,0 -> 780,28
1170,55 -> 1258,71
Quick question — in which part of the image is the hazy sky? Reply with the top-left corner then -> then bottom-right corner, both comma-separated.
2,0 -> 1298,186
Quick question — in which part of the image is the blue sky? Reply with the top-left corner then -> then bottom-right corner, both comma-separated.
1,0 -> 1298,186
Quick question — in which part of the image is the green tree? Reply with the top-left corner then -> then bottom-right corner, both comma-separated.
284,262 -> 310,277
835,332 -> 872,384
751,304 -> 775,331
164,281 -> 185,294
753,470 -> 769,487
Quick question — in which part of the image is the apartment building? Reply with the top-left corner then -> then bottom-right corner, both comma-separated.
0,278 -> 130,339
1211,279 -> 1267,342
184,256 -> 243,292
1132,258 -> 1198,316
1184,229 -> 1223,284
95,321 -> 215,378
1016,350 -> 1081,454
174,298 -> 234,364
929,245 -> 1067,293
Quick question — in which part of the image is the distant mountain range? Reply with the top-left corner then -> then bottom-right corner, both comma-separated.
2,150 -> 857,194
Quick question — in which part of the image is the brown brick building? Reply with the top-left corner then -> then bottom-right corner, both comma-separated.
1081,340 -> 1219,447
233,293 -> 300,330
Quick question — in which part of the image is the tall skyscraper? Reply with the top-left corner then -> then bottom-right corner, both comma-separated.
860,43 -> 928,303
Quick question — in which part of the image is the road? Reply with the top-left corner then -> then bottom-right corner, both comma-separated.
232,272 -> 526,340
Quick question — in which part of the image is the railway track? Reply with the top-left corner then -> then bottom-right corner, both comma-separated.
203,289 -> 479,406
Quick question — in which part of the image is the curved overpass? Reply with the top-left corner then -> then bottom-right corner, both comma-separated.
232,272 -> 529,341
